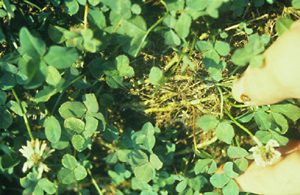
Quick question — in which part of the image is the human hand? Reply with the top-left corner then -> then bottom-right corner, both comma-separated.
232,20 -> 300,106
225,19 -> 300,194
217,139 -> 300,195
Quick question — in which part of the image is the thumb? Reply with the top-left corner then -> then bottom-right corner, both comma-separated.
232,74 -> 246,103
232,66 -> 286,106
232,19 -> 300,106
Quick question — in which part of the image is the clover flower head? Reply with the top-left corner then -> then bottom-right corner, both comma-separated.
249,136 -> 281,167
19,139 -> 55,179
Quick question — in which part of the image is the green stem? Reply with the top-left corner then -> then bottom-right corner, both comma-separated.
165,32 -> 197,73
68,74 -> 86,86
212,35 -> 216,44
52,91 -> 65,114
75,181 -> 82,195
220,87 -> 232,95
225,98 -> 250,108
164,54 -> 179,72
214,82 -> 233,87
188,31 -> 198,57
235,136 -> 241,147
99,137 -> 117,151
87,168 -> 103,195
172,51 -> 184,72
23,0 -> 42,11
160,0 -> 169,13
224,106 -> 254,138
217,87 -> 224,120
11,89 -> 34,140
145,0 -> 169,37
51,74 -> 86,114
229,66 -> 241,77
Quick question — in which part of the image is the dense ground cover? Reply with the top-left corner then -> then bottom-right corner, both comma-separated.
1,0 -> 300,194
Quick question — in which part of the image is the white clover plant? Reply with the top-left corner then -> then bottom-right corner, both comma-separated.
19,139 -> 55,179
250,136 -> 281,167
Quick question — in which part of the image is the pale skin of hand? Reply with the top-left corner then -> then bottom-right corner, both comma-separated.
232,19 -> 300,106
222,19 -> 300,194
217,140 -> 300,195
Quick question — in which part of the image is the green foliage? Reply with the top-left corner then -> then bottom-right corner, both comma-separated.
210,163 -> 240,195
293,0 -> 300,8
45,116 -> 61,143
149,67 -> 166,85
197,115 -> 235,144
106,122 -> 166,184
20,173 -> 57,194
0,0 -> 299,194
59,101 -> 87,119
231,34 -> 269,67
271,103 -> 300,122
250,105 -> 300,144
210,173 -> 230,188
197,115 -> 219,131
88,55 -> 135,88
196,40 -> 230,81
275,18 -> 294,36
227,147 -> 249,159
215,121 -> 235,144
57,154 -> 87,184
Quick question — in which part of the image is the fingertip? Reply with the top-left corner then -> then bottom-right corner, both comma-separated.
232,75 -> 260,106
232,77 -> 245,103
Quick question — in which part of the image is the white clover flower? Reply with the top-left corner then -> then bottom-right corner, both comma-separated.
19,139 -> 55,179
249,136 -> 281,167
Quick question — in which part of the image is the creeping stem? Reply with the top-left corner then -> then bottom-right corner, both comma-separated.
51,74 -> 86,114
87,168 -> 103,195
84,3 -> 88,30
235,136 -> 241,147
217,87 -> 224,119
145,0 -> 169,37
11,88 -> 34,140
51,91 -> 65,114
23,0 -> 42,11
225,99 -> 250,108
192,106 -> 197,151
189,32 -> 197,57
223,106 -> 254,138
